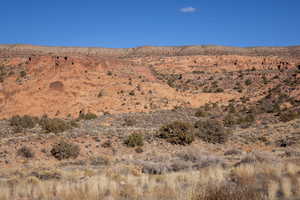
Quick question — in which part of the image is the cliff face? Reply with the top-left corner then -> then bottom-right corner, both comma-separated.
1,44 -> 300,58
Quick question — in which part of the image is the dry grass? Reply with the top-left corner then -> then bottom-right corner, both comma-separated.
1,162 -> 300,200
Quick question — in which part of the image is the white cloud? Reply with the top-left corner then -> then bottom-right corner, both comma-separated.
180,7 -> 197,13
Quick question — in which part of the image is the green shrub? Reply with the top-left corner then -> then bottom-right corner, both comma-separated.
50,140 -> 80,160
124,133 -> 144,147
158,121 -> 194,145
107,71 -> 112,76
9,115 -> 38,129
215,88 -> 224,93
223,114 -> 236,127
69,120 -> 79,128
17,146 -> 34,158
129,90 -> 135,96
78,112 -> 97,120
244,79 -> 252,86
194,119 -> 228,144
227,103 -> 236,113
39,117 -> 71,133
20,70 -> 26,78
238,113 -> 255,125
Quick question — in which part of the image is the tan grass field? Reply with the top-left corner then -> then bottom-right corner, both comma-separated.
1,162 -> 300,200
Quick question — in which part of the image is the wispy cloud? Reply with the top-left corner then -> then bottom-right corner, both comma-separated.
180,7 -> 197,13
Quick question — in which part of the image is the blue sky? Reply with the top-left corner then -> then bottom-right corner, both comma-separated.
1,0 -> 299,48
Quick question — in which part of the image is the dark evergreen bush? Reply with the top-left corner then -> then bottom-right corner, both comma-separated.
194,119 -> 228,144
158,121 -> 194,145
50,141 -> 80,160
124,133 -> 144,147
10,115 -> 38,129
17,146 -> 35,158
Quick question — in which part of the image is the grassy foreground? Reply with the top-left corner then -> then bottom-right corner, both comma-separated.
1,161 -> 300,200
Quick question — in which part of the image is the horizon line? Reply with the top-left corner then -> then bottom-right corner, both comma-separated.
0,43 -> 300,49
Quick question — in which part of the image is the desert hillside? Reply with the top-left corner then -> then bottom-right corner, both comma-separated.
0,45 -> 300,119
1,45 -> 300,199
1,44 -> 300,58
